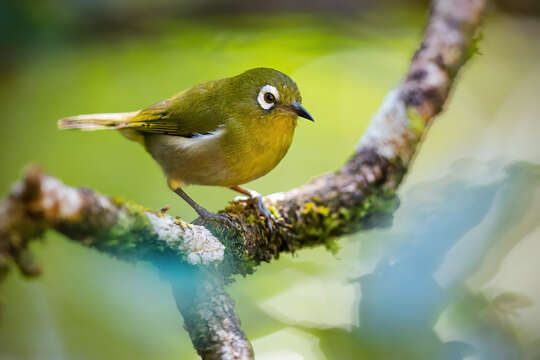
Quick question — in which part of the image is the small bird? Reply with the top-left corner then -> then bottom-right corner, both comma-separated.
58,68 -> 314,230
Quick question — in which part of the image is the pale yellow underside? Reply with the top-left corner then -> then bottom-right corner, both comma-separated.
142,113 -> 297,189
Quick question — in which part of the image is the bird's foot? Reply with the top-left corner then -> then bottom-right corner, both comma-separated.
229,186 -> 276,232
250,192 -> 276,232
197,207 -> 236,229
173,187 -> 236,229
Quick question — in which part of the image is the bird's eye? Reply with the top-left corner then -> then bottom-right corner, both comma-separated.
257,84 -> 279,110
264,92 -> 275,103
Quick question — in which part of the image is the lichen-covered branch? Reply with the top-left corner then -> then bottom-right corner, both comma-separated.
0,0 -> 486,359
214,0 -> 486,272
162,265 -> 254,360
0,167 -> 252,359
0,167 -> 225,275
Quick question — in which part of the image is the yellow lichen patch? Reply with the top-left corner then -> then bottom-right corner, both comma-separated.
301,202 -> 316,214
111,195 -> 127,206
312,195 -> 322,203
267,205 -> 280,219
246,214 -> 257,224
406,107 -> 425,138
223,202 -> 246,215
314,205 -> 330,217
301,202 -> 329,217
175,217 -> 188,230
125,202 -> 152,216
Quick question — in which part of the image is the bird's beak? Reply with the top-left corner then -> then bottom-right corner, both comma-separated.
292,102 -> 314,122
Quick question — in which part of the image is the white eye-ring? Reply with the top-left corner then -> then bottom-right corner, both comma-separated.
257,85 -> 279,110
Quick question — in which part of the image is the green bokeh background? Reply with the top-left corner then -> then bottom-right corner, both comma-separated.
1,5 -> 540,360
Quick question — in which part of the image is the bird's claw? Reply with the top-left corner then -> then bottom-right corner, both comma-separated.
198,208 -> 236,229
252,195 -> 276,232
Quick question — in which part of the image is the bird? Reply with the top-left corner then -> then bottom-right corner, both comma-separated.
58,67 -> 314,231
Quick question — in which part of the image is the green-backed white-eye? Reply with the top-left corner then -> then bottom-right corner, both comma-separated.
58,67 -> 314,230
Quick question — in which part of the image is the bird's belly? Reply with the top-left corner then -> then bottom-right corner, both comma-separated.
144,125 -> 293,187
221,124 -> 294,185
145,132 -> 233,186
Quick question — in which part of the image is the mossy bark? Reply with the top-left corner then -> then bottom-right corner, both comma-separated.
0,0 -> 486,359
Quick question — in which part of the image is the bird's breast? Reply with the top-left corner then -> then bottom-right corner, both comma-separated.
144,115 -> 296,187
145,128 -> 233,186
220,115 -> 296,185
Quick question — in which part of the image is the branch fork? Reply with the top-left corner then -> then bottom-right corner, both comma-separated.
0,1 -> 486,358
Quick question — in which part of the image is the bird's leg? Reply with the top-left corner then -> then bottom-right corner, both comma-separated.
173,187 -> 234,227
230,186 -> 276,232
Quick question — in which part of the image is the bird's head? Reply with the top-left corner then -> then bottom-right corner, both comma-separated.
227,68 -> 314,124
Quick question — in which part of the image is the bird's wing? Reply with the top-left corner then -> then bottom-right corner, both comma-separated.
126,80 -> 227,137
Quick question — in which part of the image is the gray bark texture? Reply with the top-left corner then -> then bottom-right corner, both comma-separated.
0,0 -> 486,358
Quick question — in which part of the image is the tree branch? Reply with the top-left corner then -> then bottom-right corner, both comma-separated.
0,0 -> 485,358
165,266 -> 254,360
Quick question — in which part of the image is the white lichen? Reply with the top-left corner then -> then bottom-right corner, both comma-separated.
360,166 -> 377,184
146,213 -> 224,265
357,87 -> 418,163
96,194 -> 115,212
265,191 -> 287,203
197,305 -> 251,360
40,176 -> 82,218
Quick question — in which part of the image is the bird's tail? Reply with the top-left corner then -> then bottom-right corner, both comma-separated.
57,111 -> 139,131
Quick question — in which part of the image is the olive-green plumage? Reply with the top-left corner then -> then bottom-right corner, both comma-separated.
58,68 -> 313,225
59,67 -> 312,187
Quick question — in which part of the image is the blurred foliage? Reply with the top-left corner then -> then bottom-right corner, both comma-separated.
2,0 -> 538,63
1,3 -> 540,360
494,0 -> 540,15
1,0 -> 429,70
